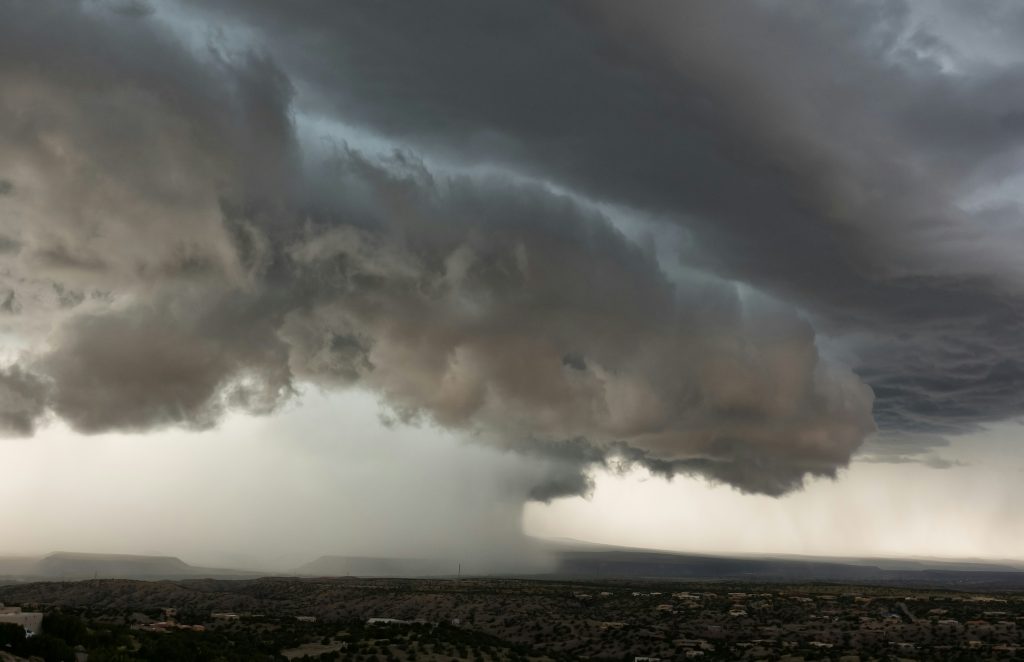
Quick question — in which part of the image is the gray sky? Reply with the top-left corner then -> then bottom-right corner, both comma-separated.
2,0 -> 1024,567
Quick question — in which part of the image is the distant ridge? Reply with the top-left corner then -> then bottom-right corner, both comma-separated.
37,552 -> 192,579
542,538 -> 1024,574
295,555 -> 458,578
543,541 -> 1024,587
0,552 -> 261,581
3,543 -> 1023,588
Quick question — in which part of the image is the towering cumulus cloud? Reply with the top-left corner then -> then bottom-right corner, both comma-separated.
14,0 -> 1024,500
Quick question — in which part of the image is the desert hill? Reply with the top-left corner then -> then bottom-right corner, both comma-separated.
295,555 -> 458,578
0,552 -> 260,581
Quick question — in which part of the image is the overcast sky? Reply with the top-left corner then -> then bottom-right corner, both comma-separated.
2,0 -> 1024,569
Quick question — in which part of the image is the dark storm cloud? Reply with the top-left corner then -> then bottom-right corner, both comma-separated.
831,281 -> 1024,436
0,0 -> 877,494
0,0 -> 298,291
854,431 -> 967,469
858,454 -> 966,469
0,0 -> 299,429
275,152 -> 874,496
6,0 -> 1022,495
0,366 -> 48,436
5,135 -> 876,493
183,0 -> 1024,457
35,291 -> 293,433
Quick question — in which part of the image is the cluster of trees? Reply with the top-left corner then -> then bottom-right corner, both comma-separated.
1,609 -> 578,662
0,610 -> 278,662
0,612 -> 87,662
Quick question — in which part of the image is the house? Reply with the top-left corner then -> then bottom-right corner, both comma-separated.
367,617 -> 410,625
211,612 -> 240,621
0,604 -> 43,636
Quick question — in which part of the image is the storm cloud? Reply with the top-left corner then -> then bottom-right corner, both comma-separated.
183,0 -> 1024,449
4,0 -> 1024,499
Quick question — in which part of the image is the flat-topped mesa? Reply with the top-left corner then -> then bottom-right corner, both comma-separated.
36,551 -> 192,579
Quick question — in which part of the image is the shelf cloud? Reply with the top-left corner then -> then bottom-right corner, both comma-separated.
3,1 -> 1024,500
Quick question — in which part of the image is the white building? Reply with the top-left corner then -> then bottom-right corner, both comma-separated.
0,604 -> 44,636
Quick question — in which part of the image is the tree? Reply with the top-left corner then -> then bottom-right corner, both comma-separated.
0,622 -> 26,650
42,611 -> 88,646
21,633 -> 77,662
